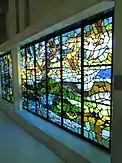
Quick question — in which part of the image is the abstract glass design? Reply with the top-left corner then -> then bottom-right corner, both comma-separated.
0,52 -> 13,102
20,11 -> 113,149
35,42 -> 47,118
62,28 -> 81,133
20,48 -> 27,109
20,46 -> 36,112
83,16 -> 112,148
47,36 -> 62,125
84,17 -> 112,66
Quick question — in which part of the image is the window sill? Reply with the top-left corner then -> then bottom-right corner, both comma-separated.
0,99 -> 110,163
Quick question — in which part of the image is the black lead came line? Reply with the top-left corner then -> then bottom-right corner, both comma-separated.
34,44 -> 37,114
81,22 -> 84,136
45,40 -> 49,120
25,47 -> 28,111
60,33 -> 63,127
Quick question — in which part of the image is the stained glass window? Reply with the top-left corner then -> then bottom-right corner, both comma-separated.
35,41 -> 47,118
0,52 -> 13,102
47,36 -> 62,125
20,11 -> 113,150
83,16 -> 112,148
62,28 -> 81,133
20,45 -> 37,113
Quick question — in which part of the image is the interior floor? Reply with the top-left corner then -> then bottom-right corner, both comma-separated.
0,111 -> 65,163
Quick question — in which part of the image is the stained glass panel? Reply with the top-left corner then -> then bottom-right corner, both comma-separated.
20,48 -> 27,109
26,46 -> 35,69
35,42 -> 47,118
84,17 -> 112,66
47,36 -> 61,125
62,28 -> 81,133
47,68 -> 61,125
20,46 -> 36,112
84,66 -> 111,105
47,36 -> 60,68
83,16 -> 112,148
84,102 -> 110,147
20,48 -> 26,69
0,52 -> 13,102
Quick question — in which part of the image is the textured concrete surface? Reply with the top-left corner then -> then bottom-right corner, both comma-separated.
0,111 -> 65,163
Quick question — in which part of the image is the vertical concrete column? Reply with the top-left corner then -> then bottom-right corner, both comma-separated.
11,45 -> 22,111
112,0 -> 122,163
